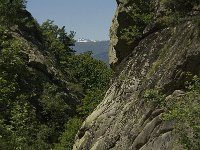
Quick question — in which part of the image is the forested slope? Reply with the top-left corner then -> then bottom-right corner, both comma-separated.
0,1 -> 112,149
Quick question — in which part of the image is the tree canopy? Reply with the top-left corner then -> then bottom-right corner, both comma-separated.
0,2 -> 112,149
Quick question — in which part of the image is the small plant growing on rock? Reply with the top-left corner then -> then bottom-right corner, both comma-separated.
144,75 -> 200,149
121,0 -> 200,45
162,75 -> 200,150
144,88 -> 166,108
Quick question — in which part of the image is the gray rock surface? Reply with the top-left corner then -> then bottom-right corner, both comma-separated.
109,0 -> 133,69
73,1 -> 200,148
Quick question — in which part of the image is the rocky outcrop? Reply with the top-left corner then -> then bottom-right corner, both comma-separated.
109,0 -> 162,70
109,0 -> 133,69
73,1 -> 200,149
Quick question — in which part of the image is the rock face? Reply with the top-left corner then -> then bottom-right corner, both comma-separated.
109,0 -> 133,69
73,1 -> 200,150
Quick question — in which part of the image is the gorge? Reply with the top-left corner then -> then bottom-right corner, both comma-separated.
0,0 -> 200,150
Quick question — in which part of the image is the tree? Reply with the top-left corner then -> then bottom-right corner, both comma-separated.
0,6 -> 112,149
161,0 -> 200,15
40,20 -> 75,62
0,0 -> 27,26
56,52 -> 112,149
120,0 -> 155,45
63,52 -> 112,90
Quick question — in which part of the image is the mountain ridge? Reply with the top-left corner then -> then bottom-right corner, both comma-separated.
73,40 -> 109,65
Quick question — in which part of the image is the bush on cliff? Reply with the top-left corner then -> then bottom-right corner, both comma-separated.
121,0 -> 200,45
144,75 -> 200,149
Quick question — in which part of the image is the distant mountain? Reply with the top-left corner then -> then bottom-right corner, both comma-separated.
72,40 -> 109,65
77,38 -> 97,43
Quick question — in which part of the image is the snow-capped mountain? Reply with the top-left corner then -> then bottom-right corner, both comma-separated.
77,38 -> 97,43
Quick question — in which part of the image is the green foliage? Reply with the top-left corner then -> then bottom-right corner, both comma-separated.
0,26 -> 37,149
161,0 -> 200,15
144,89 -> 166,108
0,21 -> 112,149
144,75 -> 200,149
40,83 -> 72,118
54,117 -> 83,150
122,0 -> 200,44
0,26 -> 23,117
163,76 -> 200,150
0,0 -> 27,26
0,5 -> 112,149
61,52 -> 112,90
77,88 -> 105,117
185,75 -> 200,92
120,0 -> 155,45
39,83 -> 73,138
40,20 -> 75,62
119,72 -> 127,81
158,0 -> 200,26
0,120 -> 15,150
56,52 -> 112,148
53,51 -> 112,148
9,95 -> 38,149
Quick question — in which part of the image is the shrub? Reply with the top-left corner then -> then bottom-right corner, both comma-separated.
163,76 -> 200,150
122,0 -> 200,44
54,117 -> 83,150
144,75 -> 200,149
120,0 -> 155,45
0,0 -> 27,26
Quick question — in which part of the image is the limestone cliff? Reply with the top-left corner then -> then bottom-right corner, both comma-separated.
73,1 -> 200,150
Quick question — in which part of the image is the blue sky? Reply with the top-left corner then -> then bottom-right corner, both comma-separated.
27,0 -> 116,40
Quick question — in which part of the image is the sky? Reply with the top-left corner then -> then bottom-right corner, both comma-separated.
27,0 -> 117,41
